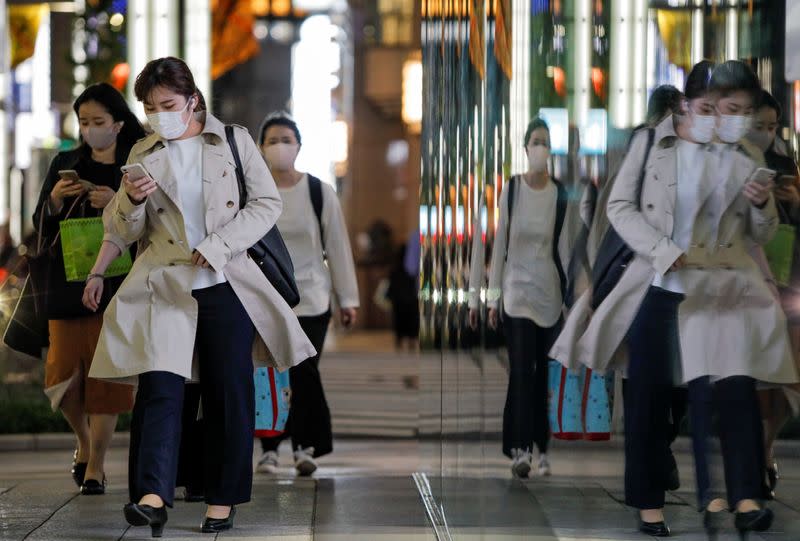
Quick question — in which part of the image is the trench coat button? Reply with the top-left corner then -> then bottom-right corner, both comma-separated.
157,208 -> 165,214
223,170 -> 228,177
227,201 -> 235,208
646,204 -> 654,210
168,239 -> 175,245
698,243 -> 705,249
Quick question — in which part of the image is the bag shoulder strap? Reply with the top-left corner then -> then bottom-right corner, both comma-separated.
552,179 -> 569,297
504,176 -> 517,261
225,125 -> 247,209
307,174 -> 325,253
635,128 -> 656,209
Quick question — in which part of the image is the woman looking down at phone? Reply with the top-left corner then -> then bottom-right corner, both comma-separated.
82,57 -> 315,537
32,82 -> 145,496
667,60 -> 798,538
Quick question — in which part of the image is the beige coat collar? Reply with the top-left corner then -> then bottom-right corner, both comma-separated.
135,113 -> 232,213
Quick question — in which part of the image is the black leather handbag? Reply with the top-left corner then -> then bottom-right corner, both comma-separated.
225,125 -> 300,308
591,128 -> 654,310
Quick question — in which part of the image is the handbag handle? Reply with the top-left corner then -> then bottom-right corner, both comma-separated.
36,194 -> 87,255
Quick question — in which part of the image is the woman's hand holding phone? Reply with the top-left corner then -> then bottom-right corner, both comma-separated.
743,168 -> 776,208
775,175 -> 800,209
121,164 -> 156,204
50,171 -> 86,211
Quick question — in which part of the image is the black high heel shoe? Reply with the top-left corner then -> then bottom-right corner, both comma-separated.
637,512 -> 670,537
201,506 -> 236,533
124,503 -> 168,538
703,509 -> 727,541
766,461 -> 778,498
80,475 -> 107,495
734,508 -> 773,541
71,450 -> 87,488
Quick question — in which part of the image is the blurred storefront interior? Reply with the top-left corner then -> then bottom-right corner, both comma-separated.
417,0 -> 800,512
0,0 -> 421,329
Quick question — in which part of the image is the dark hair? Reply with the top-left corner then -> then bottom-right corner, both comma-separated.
646,84 -> 683,126
73,82 -> 146,155
758,89 -> 781,119
524,116 -> 550,147
708,60 -> 761,102
257,111 -> 302,146
684,60 -> 716,100
134,57 -> 198,105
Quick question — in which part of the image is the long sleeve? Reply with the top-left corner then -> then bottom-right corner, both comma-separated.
467,195 -> 486,309
196,126 -> 283,272
321,183 -> 360,309
487,188 -> 509,310
747,193 -> 779,245
103,151 -> 148,253
607,130 -> 683,275
33,153 -> 79,238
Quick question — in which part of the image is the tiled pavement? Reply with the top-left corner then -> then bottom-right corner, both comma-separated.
2,338 -> 799,540
0,439 -> 798,540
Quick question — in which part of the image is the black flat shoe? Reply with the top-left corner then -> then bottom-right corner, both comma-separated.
639,519 -> 671,537
734,507 -> 773,539
703,509 -> 727,541
124,503 -> 168,538
201,506 -> 236,533
80,476 -> 107,495
71,450 -> 87,488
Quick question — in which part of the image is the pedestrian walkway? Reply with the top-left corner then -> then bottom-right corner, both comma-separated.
1,439 -> 798,540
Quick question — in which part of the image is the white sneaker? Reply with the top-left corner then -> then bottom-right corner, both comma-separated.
256,451 -> 279,474
511,449 -> 532,479
538,453 -> 551,477
294,447 -> 318,477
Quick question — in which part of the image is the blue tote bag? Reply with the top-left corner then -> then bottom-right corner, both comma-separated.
254,367 -> 291,438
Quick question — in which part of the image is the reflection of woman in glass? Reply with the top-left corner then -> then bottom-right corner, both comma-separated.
675,61 -> 798,539
746,90 -> 800,499
486,117 -> 568,478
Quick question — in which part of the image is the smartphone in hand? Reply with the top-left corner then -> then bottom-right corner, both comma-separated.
57,169 -> 80,183
749,167 -> 777,186
120,163 -> 150,181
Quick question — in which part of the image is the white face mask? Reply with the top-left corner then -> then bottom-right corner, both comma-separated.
147,98 -> 194,140
687,111 -> 716,144
81,123 -> 121,151
716,114 -> 752,144
527,144 -> 550,173
263,143 -> 299,171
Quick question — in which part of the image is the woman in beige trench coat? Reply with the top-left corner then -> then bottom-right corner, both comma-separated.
551,61 -> 797,538
83,58 -> 315,537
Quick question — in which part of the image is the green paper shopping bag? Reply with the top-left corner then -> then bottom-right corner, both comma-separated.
59,217 -> 132,282
763,223 -> 796,287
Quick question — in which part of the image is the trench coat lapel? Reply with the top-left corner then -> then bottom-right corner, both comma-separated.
141,146 -> 182,213
650,142 -> 678,232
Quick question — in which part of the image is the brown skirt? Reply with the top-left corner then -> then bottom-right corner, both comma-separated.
44,314 -> 134,414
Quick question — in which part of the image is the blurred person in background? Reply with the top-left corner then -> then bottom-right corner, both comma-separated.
486,117 -> 568,479
33,82 -> 145,496
747,89 -> 800,500
255,111 -> 360,477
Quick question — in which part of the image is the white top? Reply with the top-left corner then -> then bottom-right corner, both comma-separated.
652,139 -> 706,293
167,136 -> 226,290
488,179 -> 561,327
277,174 -> 360,317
